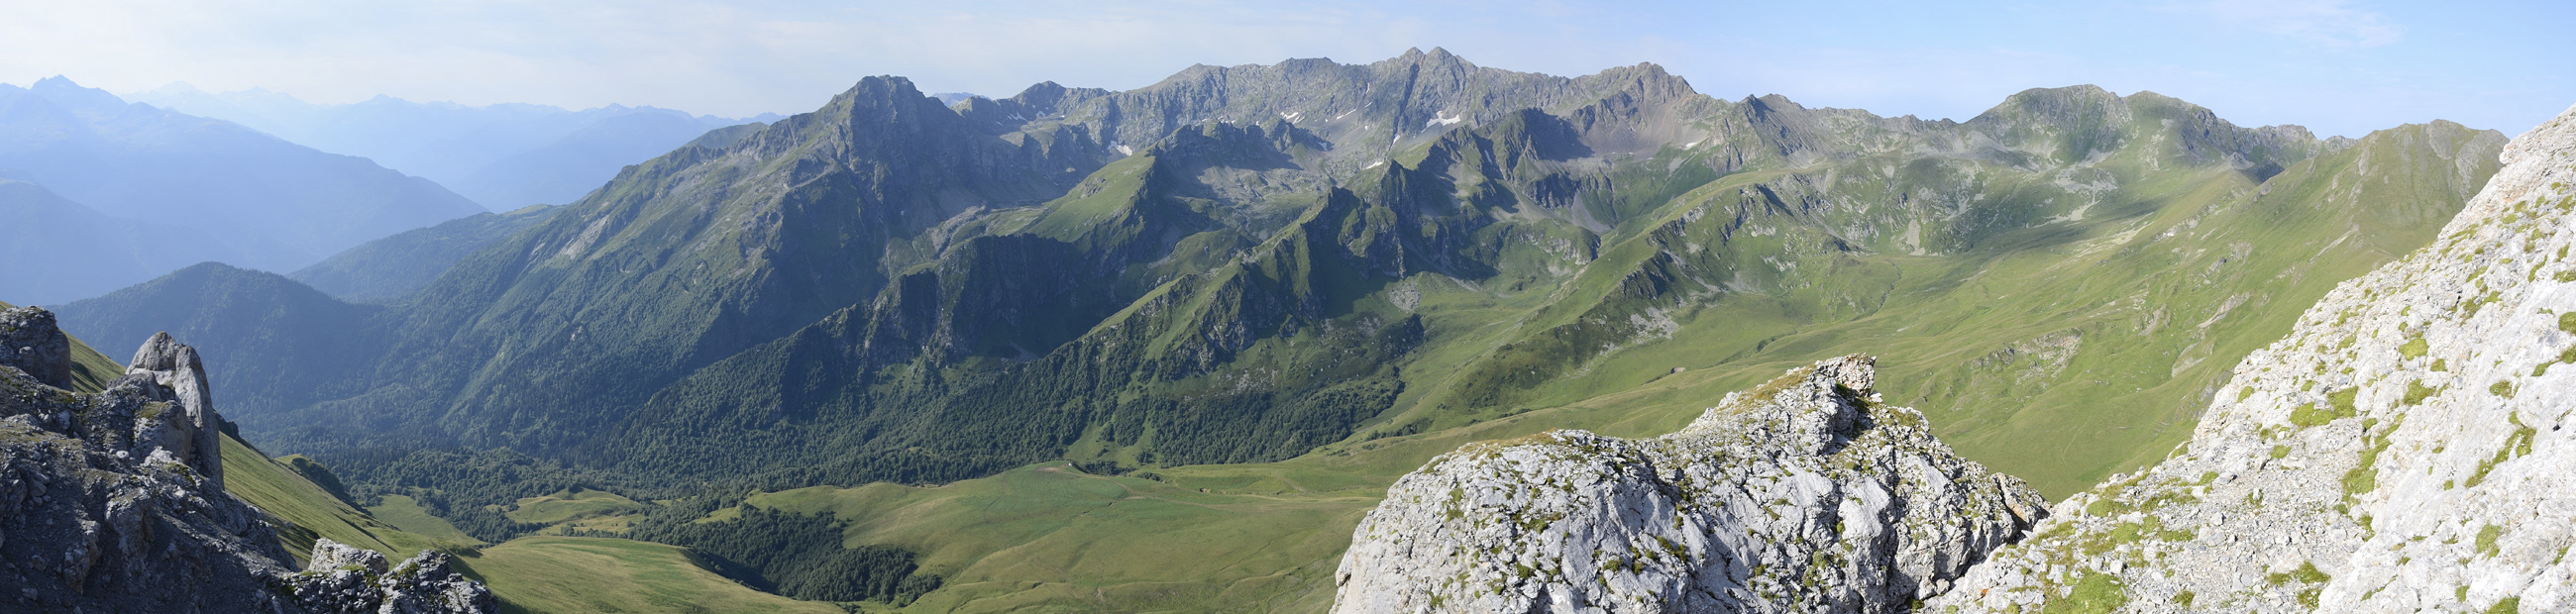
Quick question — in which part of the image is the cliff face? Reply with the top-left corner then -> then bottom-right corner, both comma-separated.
1332,356 -> 2046,613
0,305 -> 490,613
1932,104 -> 2576,613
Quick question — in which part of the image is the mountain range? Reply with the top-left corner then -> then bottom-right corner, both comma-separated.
0,178 -> 237,303
0,77 -> 488,302
35,50 -> 2519,612
132,83 -> 778,209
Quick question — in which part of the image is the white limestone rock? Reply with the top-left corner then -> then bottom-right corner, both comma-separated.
309,537 -> 392,573
1334,355 -> 2045,613
1932,103 -> 2576,613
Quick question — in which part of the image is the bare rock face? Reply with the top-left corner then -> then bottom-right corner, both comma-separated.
1932,104 -> 2576,613
123,331 -> 224,491
0,306 -> 71,389
376,549 -> 497,614
284,538 -> 493,614
1333,356 -> 2046,613
0,317 -> 491,613
310,537 -> 393,574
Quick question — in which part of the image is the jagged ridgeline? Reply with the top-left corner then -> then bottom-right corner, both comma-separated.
55,50 -> 2497,514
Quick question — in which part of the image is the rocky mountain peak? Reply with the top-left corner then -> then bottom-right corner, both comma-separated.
26,75 -> 130,118
1333,355 -> 2045,612
1977,84 -> 2123,122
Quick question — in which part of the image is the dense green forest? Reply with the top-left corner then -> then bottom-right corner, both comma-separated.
619,501 -> 939,604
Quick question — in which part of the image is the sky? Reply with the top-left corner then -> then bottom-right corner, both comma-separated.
1,0 -> 2567,139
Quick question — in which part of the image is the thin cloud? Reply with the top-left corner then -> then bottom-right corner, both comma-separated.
2162,0 -> 2404,50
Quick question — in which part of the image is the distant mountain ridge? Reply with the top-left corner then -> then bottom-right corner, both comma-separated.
0,76 -> 486,300
0,179 -> 241,304
131,83 -> 779,209
288,204 -> 562,303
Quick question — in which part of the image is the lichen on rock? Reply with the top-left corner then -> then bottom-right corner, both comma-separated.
1334,355 -> 2046,613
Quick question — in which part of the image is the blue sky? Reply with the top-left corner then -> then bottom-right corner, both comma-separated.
1,0 -> 2566,138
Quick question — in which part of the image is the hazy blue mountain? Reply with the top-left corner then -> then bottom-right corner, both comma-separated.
54,262 -> 385,421
131,83 -> 782,208
0,77 -> 486,272
444,114 -> 747,208
0,179 -> 244,304
288,204 -> 561,303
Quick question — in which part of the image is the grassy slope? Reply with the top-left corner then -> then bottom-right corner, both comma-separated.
469,537 -> 843,614
220,433 -> 436,560
234,429 -> 817,614
370,494 -> 483,543
505,488 -> 645,525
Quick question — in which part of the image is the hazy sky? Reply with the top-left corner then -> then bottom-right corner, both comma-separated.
2,0 -> 2567,138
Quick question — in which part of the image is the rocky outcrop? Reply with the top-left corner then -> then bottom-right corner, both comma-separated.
1932,104 -> 2576,613
1333,356 -> 2046,613
284,538 -> 496,614
0,309 -> 491,613
124,331 -> 224,491
0,306 -> 71,389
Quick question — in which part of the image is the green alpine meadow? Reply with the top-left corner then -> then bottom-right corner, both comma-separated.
34,48 -> 2514,612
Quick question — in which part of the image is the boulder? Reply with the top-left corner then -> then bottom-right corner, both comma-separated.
1333,355 -> 2044,613
0,306 -> 71,389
